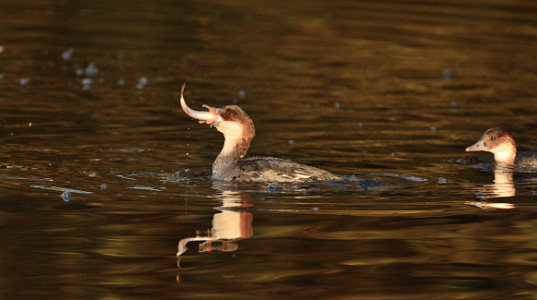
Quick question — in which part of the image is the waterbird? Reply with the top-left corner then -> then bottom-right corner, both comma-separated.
466,127 -> 537,171
179,83 -> 341,182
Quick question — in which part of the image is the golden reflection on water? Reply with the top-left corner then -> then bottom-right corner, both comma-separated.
177,184 -> 254,283
465,166 -> 516,210
177,187 -> 253,259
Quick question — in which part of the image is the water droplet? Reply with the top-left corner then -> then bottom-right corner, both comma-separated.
61,191 -> 72,202
238,90 -> 245,98
85,62 -> 98,76
62,48 -> 74,60
442,69 -> 453,80
288,139 -> 295,145
118,78 -> 125,85
334,102 -> 341,109
438,177 -> 447,184
100,184 -> 108,190
450,101 -> 458,108
136,76 -> 148,89
20,77 -> 30,86
267,183 -> 282,192
82,78 -> 92,90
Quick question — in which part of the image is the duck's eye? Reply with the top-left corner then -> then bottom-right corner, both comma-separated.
491,136 -> 496,141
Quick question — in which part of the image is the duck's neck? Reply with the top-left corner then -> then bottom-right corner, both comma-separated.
212,136 -> 243,179
493,143 -> 517,166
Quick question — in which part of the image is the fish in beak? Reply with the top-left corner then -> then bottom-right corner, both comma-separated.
180,82 -> 221,126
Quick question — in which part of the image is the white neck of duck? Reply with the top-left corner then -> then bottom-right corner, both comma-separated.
493,143 -> 516,166
212,122 -> 246,179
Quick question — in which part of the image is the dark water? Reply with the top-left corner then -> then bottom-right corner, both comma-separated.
2,0 -> 537,298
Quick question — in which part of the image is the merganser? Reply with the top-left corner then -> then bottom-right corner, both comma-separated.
179,83 -> 340,182
465,127 -> 537,170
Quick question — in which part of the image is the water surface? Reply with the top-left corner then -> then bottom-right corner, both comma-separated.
2,0 -> 537,298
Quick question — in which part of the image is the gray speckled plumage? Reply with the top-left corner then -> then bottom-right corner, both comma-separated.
213,156 -> 341,182
515,149 -> 537,171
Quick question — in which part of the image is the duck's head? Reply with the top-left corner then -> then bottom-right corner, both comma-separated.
466,127 -> 517,165
180,83 -> 255,157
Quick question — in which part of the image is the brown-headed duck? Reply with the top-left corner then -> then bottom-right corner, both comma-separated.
466,127 -> 537,170
179,83 -> 340,182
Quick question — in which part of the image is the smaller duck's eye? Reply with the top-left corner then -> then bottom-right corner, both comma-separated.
491,136 -> 496,141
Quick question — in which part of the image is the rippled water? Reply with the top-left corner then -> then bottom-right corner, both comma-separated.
2,0 -> 537,298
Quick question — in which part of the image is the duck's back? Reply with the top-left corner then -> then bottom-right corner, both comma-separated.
230,156 -> 340,183
515,149 -> 537,171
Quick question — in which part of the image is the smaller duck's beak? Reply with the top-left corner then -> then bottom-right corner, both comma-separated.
466,139 -> 486,152
180,83 -> 221,125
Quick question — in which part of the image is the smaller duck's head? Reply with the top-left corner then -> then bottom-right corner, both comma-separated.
466,127 -> 517,165
180,83 -> 255,157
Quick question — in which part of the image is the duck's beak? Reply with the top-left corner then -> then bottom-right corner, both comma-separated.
465,139 -> 486,152
180,83 -> 221,125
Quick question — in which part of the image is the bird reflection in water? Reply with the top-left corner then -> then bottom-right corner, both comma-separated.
466,165 -> 515,210
177,183 -> 253,273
